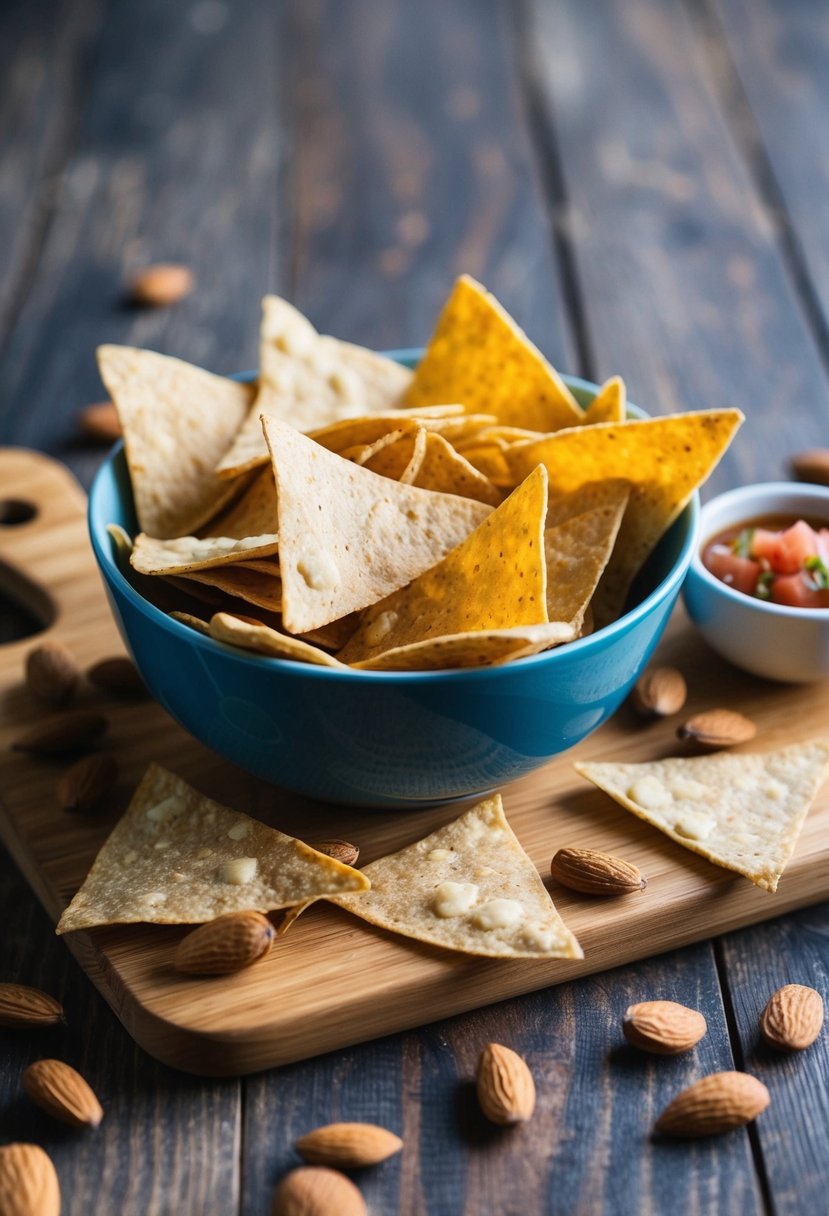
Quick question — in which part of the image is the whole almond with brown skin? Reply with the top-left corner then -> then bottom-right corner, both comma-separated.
0,1144 -> 60,1216
759,983 -> 824,1051
476,1042 -> 536,1125
655,1071 -> 770,1137
0,983 -> 63,1028
296,1122 -> 402,1168
87,656 -> 147,697
79,401 -> 122,443
128,263 -> 194,307
790,449 -> 829,486
25,642 -> 80,708
12,712 -> 108,757
272,1167 -> 366,1216
311,839 -> 360,867
174,911 -> 275,975
677,708 -> 756,748
23,1059 -> 103,1128
551,847 -> 646,896
630,666 -> 687,718
623,1000 -> 707,1054
57,752 -> 118,814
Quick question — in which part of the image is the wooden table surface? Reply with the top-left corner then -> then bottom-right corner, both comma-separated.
1,1 -> 828,1212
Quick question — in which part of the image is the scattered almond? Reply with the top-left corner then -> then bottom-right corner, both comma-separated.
78,401 -> 122,444
272,1166 -> 366,1216
630,666 -> 687,718
128,263 -> 194,307
655,1071 -> 770,1137
174,911 -> 275,975
87,656 -> 147,697
57,753 -> 118,814
677,708 -> 756,748
23,1059 -> 103,1128
0,1143 -> 60,1216
550,847 -> 646,896
790,449 -> 829,487
296,1122 -> 402,1168
623,1000 -> 707,1055
0,983 -> 63,1028
311,839 -> 360,867
11,712 -> 108,757
759,983 -> 824,1051
476,1042 -> 536,1125
25,642 -> 80,708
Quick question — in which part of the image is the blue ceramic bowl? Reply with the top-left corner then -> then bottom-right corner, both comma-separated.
88,358 -> 698,808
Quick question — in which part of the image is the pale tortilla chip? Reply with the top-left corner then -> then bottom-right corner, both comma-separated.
352,427 -> 427,484
262,415 -> 492,634
332,794 -> 582,958
404,275 -> 584,431
339,467 -> 552,666
508,411 -> 744,627
545,489 -> 629,630
177,564 -> 282,613
131,532 -> 279,576
97,346 -> 254,538
169,611 -> 211,636
409,431 -> 502,505
575,741 -> 829,892
199,468 -> 278,540
209,612 -> 348,668
350,623 -> 576,671
56,763 -> 368,932
582,376 -> 626,425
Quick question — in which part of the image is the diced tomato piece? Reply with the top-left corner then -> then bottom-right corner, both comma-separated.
771,572 -> 829,609
772,520 -> 819,574
818,529 -> 829,563
749,528 -> 783,565
704,545 -> 761,595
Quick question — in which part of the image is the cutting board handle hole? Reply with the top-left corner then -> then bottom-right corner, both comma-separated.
0,499 -> 38,526
0,558 -> 55,644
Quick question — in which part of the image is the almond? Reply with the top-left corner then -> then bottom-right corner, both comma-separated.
57,752 -> 118,813
25,642 -> 80,708
87,656 -> 147,697
476,1042 -> 536,1125
550,847 -> 646,896
630,666 -> 687,718
623,1000 -> 707,1054
272,1167 -> 366,1216
23,1059 -> 103,1128
311,839 -> 360,867
0,983 -> 63,1028
677,708 -> 756,748
128,263 -> 194,307
759,983 -> 824,1051
655,1071 -> 770,1137
0,1144 -> 60,1216
12,712 -> 108,757
790,449 -> 829,487
296,1122 -> 402,1168
174,911 -> 275,975
78,401 -> 122,444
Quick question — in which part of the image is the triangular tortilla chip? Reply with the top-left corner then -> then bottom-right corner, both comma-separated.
215,297 -> 412,477
347,427 -> 427,484
339,467 -> 551,666
97,346 -> 254,538
331,794 -> 582,958
350,623 -> 576,671
308,406 -> 465,454
177,564 -> 282,613
56,763 -> 368,932
209,612 -> 348,668
575,741 -> 829,892
131,533 -> 279,575
408,431 -> 502,505
262,415 -> 492,633
545,488 -> 629,630
199,468 -> 278,540
582,376 -> 626,426
508,411 -> 744,627
403,275 -> 584,431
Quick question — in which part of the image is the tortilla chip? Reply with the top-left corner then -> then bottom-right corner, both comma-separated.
353,427 -> 427,484
350,622 -> 576,671
404,275 -> 584,431
339,466 -> 551,666
169,611 -> 212,636
131,533 -> 279,576
262,415 -> 492,633
215,297 -> 412,477
56,763 -> 368,933
97,345 -> 254,538
545,488 -> 629,630
177,564 -> 282,613
508,411 -> 744,627
582,376 -> 626,425
209,612 -> 348,668
408,431 -> 502,505
308,406 -> 465,455
332,794 -> 581,958
199,468 -> 278,541
575,741 -> 829,892
455,443 -> 513,485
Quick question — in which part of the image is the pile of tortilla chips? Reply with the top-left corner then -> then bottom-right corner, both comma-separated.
99,276 -> 743,671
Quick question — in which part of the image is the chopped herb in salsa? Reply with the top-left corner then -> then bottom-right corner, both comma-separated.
702,516 -> 829,609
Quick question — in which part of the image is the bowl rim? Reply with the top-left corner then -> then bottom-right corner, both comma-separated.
688,480 -> 829,623
88,368 -> 700,682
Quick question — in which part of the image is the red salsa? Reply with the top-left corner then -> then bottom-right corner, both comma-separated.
702,515 -> 829,609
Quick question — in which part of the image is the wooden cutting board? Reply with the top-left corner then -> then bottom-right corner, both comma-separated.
1,448 -> 828,1076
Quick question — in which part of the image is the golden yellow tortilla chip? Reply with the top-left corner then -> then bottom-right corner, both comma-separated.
131,533 -> 279,576
56,763 -> 368,933
262,415 -> 492,634
339,466 -> 551,666
575,741 -> 829,892
407,431 -> 502,505
350,623 -> 576,671
332,794 -> 582,959
352,427 -> 427,484
97,345 -> 254,538
308,406 -> 465,455
508,411 -> 744,627
545,488 -> 629,630
404,275 -> 584,431
455,443 -> 513,485
209,612 -> 348,668
582,376 -> 626,426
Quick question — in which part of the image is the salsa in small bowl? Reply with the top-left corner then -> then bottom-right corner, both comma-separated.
683,483 -> 829,683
